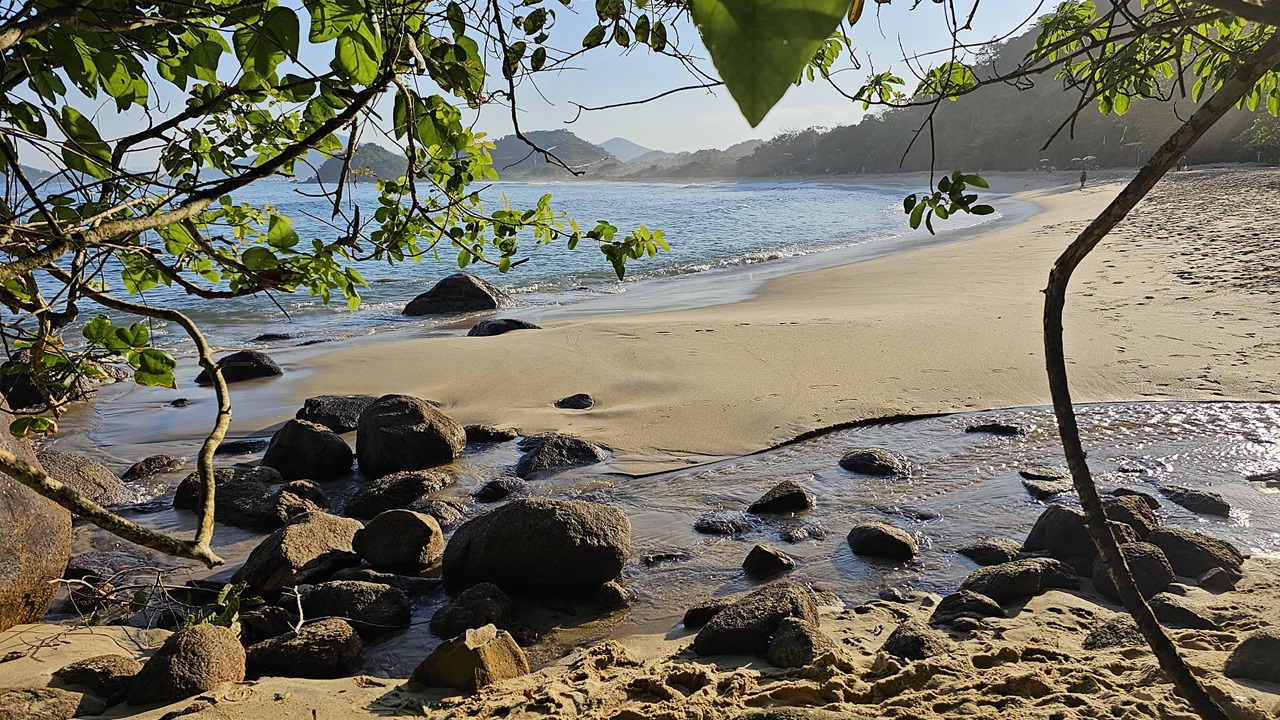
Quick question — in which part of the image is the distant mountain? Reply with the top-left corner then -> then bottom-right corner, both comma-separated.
723,139 -> 762,159
598,137 -> 652,162
491,129 -> 621,178
629,149 -> 678,165
307,143 -> 409,184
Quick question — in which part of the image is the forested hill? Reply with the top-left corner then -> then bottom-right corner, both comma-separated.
490,129 -> 622,177
306,144 -> 409,184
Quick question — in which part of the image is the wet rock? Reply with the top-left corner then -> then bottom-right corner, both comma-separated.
251,332 -> 294,342
410,624 -> 529,693
403,273 -> 511,316
1021,504 -> 1093,566
1091,542 -> 1174,601
213,438 -> 268,456
693,582 -> 819,656
1147,527 -> 1244,581
957,537 -> 1021,566
37,451 -> 133,507
173,466 -> 284,531
960,557 -> 1079,602
837,448 -> 905,476
1110,487 -> 1160,509
407,499 -> 468,529
742,544 -> 795,579
846,522 -> 917,562
465,425 -> 519,444
1224,628 -> 1280,684
467,318 -> 541,337
194,349 -> 283,385
1022,477 -> 1072,500
642,550 -> 693,567
300,581 -> 411,640
1102,494 -> 1159,539
1148,592 -> 1216,630
0,349 -> 95,410
767,617 -> 841,668
442,499 -> 629,593
554,393 -> 594,410
881,619 -> 951,661
127,624 -> 245,705
167,398 -> 191,408
295,395 -> 377,434
1083,615 -> 1143,650
262,419 -> 353,481
328,568 -> 441,597
352,510 -> 444,573
594,581 -> 632,610
431,583 -> 512,639
694,511 -> 751,535
357,395 -> 466,478
777,520 -> 830,543
231,512 -> 363,596
1019,465 -> 1070,481
683,598 -> 737,629
246,618 -> 362,679
747,480 -> 814,514
121,455 -> 185,481
873,505 -> 938,521
267,481 -> 329,526
514,433 -> 608,478
1197,567 -> 1238,591
54,654 -> 141,703
344,470 -> 454,520
64,551 -> 145,581
0,686 -> 103,720
1158,485 -> 1230,516
965,422 -> 1027,437
930,590 -> 1005,626
473,476 -> 526,503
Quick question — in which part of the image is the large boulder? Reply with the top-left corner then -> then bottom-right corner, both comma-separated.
430,582 -> 512,639
847,522 -> 917,562
694,582 -> 819,656
442,499 -> 629,593
54,654 -> 141,703
957,537 -> 1021,566
36,450 -> 133,506
766,617 -> 841,668
747,480 -> 815,514
352,510 -> 444,573
246,618 -> 363,679
231,512 -> 363,595
1224,628 -> 1280,684
127,624 -> 245,706
1102,495 -> 1159,539
467,318 -> 540,337
0,687 -> 103,720
173,466 -> 285,531
1021,504 -> 1094,569
514,434 -> 608,478
194,349 -> 283,385
402,273 -> 511,316
1090,542 -> 1174,601
267,481 -> 329,526
838,448 -> 906,476
930,590 -> 1006,627
410,624 -> 529,693
356,395 -> 465,477
1158,485 -> 1230,516
1147,528 -> 1244,580
300,581 -> 411,640
881,620 -> 952,661
296,395 -> 378,433
960,557 -> 1079,603
344,470 -> 454,519
262,419 -> 353,481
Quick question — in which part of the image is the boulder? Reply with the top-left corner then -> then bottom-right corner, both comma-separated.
53,654 -> 141,702
473,476 -> 526,503
173,466 -> 284,531
0,349 -> 95,410
960,557 -> 1079,603
930,590 -> 1006,626
683,598 -> 738,629
1197,567 -> 1239,591
262,419 -> 353,481
328,567 -> 441,597
1148,592 -> 1217,630
402,273 -> 511,316
1090,542 -> 1174,601
231,512 -> 363,596
467,318 -> 540,337
267,480 -> 329,526
1158,485 -> 1230,516
120,455 -> 185,481
344,469 -> 453,520
300,580 -> 411,640
214,438 -> 268,455
295,395 -> 378,434
693,583 -> 819,656
36,451 -> 133,506
352,510 -> 444,573
837,448 -> 905,476
0,687 -> 103,720
554,393 -> 595,410
1224,628 -> 1280,684
464,425 -> 519,444
1102,495 -> 1159,539
742,544 -> 795,579
356,395 -> 466,477
594,581 -> 632,610
1146,528 -> 1244,580
442,499 -> 629,593
1022,477 -> 1072,500
127,624 -> 245,705
1110,487 -> 1161,509
767,617 -> 841,668
430,582 -> 512,638
694,511 -> 752,535
246,618 -> 363,679
847,522 -> 917,562
514,434 -> 608,478
1021,504 -> 1093,568
957,537 -> 1021,566
881,620 -> 951,661
747,480 -> 814,514
1019,465 -> 1070,481
1082,615 -> 1143,650
410,624 -> 529,693
194,349 -> 283,385
408,499 -> 469,529
964,422 -> 1027,437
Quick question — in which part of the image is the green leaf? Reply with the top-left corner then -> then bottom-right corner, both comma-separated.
334,30 -> 380,85
132,348 -> 177,388
59,107 -> 112,180
583,24 -> 607,48
909,201 -> 926,229
10,416 -> 57,439
242,246 -> 279,270
267,215 -> 300,249
971,204 -> 995,215
689,0 -> 852,126
308,0 -> 366,42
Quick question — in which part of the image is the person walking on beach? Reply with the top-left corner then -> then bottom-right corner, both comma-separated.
1079,168 -> 1087,190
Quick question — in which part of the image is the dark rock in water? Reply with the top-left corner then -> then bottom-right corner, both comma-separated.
837,448 -> 906,476
442,499 -> 630,593
514,433 -> 608,478
431,583 -> 512,639
357,395 -> 466,478
194,349 -> 283,385
473,476 -> 526,503
873,505 -> 938,521
407,499 -> 468,529
1022,477 -> 1072,500
594,581 -> 632,610
0,686 -> 104,719
683,598 -> 737,629
1019,465 -> 1070,481
965,422 -> 1028,437
1103,494 -> 1159,539
1091,542 -> 1174,601
960,557 -> 1078,603
300,581 -> 411,640
262,419 -> 354,482
168,398 -> 191,408
1197,567 -> 1238,592
467,318 -> 541,337
748,480 -> 814,514
121,454 -> 185,481
693,582 -> 818,656
1224,628 -> 1280,684
295,395 -> 378,434
846,522 -> 917,562
173,466 -> 284,531
1148,592 -> 1217,630
1022,505 -> 1093,566
127,623 -> 245,705
352,510 -> 444,573
1158,485 -> 1230,516
957,537 -> 1021,566
1083,615 -> 1143,650
268,480 -> 329,526
742,544 -> 795,579
881,619 -> 951,661
1110,487 -> 1161,509
767,617 -> 841,668
1146,527 -> 1244,580
930,591 -> 1005,626
231,512 -> 363,596
64,551 -> 145,581
214,438 -> 268,455
251,332 -> 296,342
54,654 -> 142,703
344,470 -> 454,520
403,272 -> 511,316
776,519 -> 830,543
328,568 -> 441,598
245,618 -> 362,679
465,424 -> 519,444
37,451 -> 134,507
410,625 -> 529,693
694,511 -> 751,535
554,393 -> 595,410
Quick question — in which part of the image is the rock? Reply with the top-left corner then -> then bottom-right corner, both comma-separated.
0,349 -> 95,410
352,510 -> 443,573
301,581 -> 411,640
127,624 -> 245,705
0,687 -> 103,720
1019,465 -> 1070,481
1147,528 -> 1244,580
837,448 -> 906,476
1197,567 -> 1238,591
430,583 -> 512,638
262,419 -> 353,481
1108,521 -> 1142,546
295,395 -> 378,433
1110,487 -> 1160,509
683,598 -> 738,629
766,617 -> 841,668
328,567 -> 441,597
168,398 -> 191,408
214,438 -> 268,455
121,455 -> 185,481
777,520 -> 830,543
54,654 -> 141,702
642,549 -> 693,566
694,511 -> 751,535
693,582 -> 819,656
594,581 -> 632,610
742,544 -> 795,579
64,551 -> 143,581
246,618 -> 363,679
1158,485 -> 1230,516
846,522 -> 917,562
356,395 -> 466,477
960,557 -> 1079,602
36,451 -> 133,506
467,318 -> 540,337
267,481 -> 329,525
881,619 -> 951,661
514,434 -> 608,478
554,393 -> 594,410
957,537 -> 1021,566
930,590 -> 1006,626
251,332 -> 295,342
1091,542 -> 1174,601
473,476 -> 526,502
410,624 -> 529,693
408,499 -> 469,529
1021,504 -> 1093,566
1224,628 -> 1280,684
747,480 -> 815,514
442,499 -> 629,593
1148,592 -> 1217,630
173,466 -> 284,531
1022,477 -> 1072,500
403,273 -> 512,316
1083,615 -> 1143,650
965,422 -> 1027,437
465,425 -> 519,444
231,512 -> 363,595
344,470 -> 453,519
194,349 -> 283,385
1102,495 -> 1159,539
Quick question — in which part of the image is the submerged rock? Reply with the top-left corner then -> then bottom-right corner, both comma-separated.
121,455 -> 185,481
847,522 -> 917,562
742,544 -> 795,579
965,422 -> 1028,437
838,448 -> 906,476
514,434 -> 608,478
694,511 -> 752,536
747,480 -> 814,514
1158,485 -> 1230,516
473,476 -> 527,503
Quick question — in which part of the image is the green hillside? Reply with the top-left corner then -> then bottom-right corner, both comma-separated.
490,129 -> 622,178
307,144 -> 410,184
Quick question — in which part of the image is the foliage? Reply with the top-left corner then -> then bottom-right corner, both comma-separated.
182,582 -> 263,629
903,172 -> 993,234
